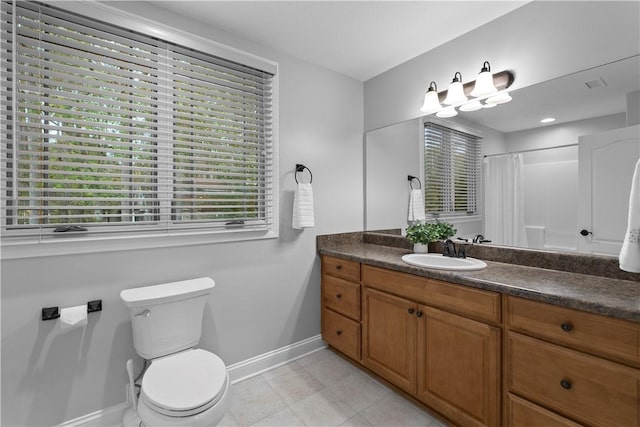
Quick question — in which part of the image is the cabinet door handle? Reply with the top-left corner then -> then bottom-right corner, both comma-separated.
336,329 -> 343,336
335,293 -> 343,300
407,308 -> 415,315
336,265 -> 343,271
560,322 -> 573,332
560,379 -> 572,390
416,311 -> 424,318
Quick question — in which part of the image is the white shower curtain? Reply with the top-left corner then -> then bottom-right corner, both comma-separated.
483,153 -> 527,247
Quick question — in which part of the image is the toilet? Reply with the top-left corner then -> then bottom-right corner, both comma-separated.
120,277 -> 230,426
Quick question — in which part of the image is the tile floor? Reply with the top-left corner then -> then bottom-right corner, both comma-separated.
218,348 -> 446,427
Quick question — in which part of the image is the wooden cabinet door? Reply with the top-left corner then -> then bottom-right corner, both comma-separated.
362,287 -> 417,394
417,305 -> 501,427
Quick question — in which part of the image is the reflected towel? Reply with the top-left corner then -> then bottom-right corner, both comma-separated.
292,183 -> 315,229
619,158 -> 640,273
408,189 -> 425,222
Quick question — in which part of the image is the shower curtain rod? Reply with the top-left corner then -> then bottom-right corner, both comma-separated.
483,143 -> 578,158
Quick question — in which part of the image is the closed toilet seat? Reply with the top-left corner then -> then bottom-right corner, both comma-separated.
140,349 -> 228,418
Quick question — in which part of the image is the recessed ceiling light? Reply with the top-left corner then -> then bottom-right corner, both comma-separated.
540,117 -> 556,123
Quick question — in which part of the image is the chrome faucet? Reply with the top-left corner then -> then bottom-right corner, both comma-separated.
472,234 -> 492,244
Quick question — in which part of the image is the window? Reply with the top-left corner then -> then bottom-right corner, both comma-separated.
0,1 -> 276,246
423,122 -> 481,217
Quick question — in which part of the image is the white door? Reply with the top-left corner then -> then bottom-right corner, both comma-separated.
578,125 -> 640,255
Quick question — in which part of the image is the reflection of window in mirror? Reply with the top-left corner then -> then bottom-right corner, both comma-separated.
423,122 -> 481,219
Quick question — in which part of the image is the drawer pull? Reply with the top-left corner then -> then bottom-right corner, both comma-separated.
336,265 -> 343,271
335,293 -> 343,300
336,329 -> 343,336
407,308 -> 415,315
416,310 -> 424,318
560,379 -> 572,390
560,322 -> 573,332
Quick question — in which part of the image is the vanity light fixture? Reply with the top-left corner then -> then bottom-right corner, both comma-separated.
486,90 -> 512,105
540,117 -> 556,123
436,106 -> 458,118
459,99 -> 484,112
443,72 -> 468,105
470,61 -> 498,98
420,61 -> 514,116
420,81 -> 443,114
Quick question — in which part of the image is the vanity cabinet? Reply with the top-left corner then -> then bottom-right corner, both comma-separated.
320,253 -> 640,427
321,256 -> 362,361
505,296 -> 640,427
362,265 -> 501,427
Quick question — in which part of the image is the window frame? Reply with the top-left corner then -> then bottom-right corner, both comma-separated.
1,1 -> 279,259
421,118 -> 482,221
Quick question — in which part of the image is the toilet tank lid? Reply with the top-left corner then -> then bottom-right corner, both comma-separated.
120,277 -> 215,307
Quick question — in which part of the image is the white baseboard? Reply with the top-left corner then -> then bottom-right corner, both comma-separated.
58,402 -> 130,427
58,335 -> 326,426
227,334 -> 326,383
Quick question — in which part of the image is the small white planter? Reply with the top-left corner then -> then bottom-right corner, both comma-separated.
413,243 -> 429,253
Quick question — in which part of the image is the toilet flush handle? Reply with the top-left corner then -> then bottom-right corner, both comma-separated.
135,309 -> 150,318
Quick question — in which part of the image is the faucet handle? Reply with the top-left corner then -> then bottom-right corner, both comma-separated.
457,246 -> 466,258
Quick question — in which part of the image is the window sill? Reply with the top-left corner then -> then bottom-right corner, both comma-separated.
1,229 -> 278,260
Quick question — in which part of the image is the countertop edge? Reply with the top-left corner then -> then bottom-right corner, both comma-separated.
318,245 -> 640,323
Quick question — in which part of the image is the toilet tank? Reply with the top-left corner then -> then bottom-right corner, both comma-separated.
120,277 -> 215,359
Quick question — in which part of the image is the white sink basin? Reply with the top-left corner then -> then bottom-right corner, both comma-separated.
401,253 -> 487,271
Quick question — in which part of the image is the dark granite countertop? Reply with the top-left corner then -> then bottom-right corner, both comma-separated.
318,241 -> 640,323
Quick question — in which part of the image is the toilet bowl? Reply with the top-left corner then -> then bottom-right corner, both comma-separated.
120,278 -> 229,427
136,349 -> 230,426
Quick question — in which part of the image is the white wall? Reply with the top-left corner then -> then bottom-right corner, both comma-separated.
0,3 -> 364,425
364,1 -> 640,131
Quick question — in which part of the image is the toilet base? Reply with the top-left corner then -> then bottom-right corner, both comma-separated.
122,406 -> 142,427
137,372 -> 230,427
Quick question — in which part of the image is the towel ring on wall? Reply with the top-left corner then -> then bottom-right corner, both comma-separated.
295,164 -> 313,184
408,175 -> 421,189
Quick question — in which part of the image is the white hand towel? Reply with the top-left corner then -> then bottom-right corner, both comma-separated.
619,158 -> 640,273
408,189 -> 426,222
292,183 -> 315,229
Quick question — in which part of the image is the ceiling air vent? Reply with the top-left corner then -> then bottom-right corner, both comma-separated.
584,77 -> 608,89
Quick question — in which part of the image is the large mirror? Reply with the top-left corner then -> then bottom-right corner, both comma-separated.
365,55 -> 640,256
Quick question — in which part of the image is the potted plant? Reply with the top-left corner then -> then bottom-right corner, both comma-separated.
406,221 -> 457,253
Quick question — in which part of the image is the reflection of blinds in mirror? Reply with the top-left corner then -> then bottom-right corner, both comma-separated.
423,123 -> 481,217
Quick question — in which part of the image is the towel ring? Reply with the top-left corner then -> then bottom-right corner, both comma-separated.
408,175 -> 421,189
295,164 -> 313,184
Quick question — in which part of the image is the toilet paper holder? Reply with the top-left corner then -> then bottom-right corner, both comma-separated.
41,300 -> 102,321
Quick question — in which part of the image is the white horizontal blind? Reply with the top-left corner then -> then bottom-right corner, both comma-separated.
423,122 -> 481,216
1,1 -> 275,241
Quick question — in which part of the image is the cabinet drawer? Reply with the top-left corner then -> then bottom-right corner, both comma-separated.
363,265 -> 500,324
323,308 -> 361,361
323,274 -> 360,320
322,256 -> 361,282
507,394 -> 581,427
507,332 -> 640,427
506,296 -> 640,366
